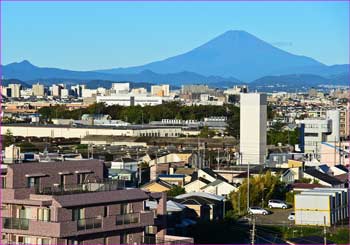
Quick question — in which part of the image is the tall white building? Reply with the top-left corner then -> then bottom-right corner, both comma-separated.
51,84 -> 63,97
32,83 -> 45,97
240,93 -> 267,164
111,83 -> 130,94
8,84 -> 21,98
326,110 -> 340,142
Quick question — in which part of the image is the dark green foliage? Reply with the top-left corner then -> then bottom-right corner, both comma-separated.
38,102 -> 241,136
166,186 -> 186,197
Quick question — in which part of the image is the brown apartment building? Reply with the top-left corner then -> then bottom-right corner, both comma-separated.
0,159 -> 193,245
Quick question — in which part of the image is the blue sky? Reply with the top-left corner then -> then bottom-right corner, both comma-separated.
2,1 -> 349,70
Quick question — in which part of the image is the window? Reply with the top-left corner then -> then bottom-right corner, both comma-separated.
37,238 -> 51,245
27,177 -> 40,188
120,203 -> 133,215
77,173 -> 88,184
104,206 -> 108,217
72,208 -> 84,221
67,239 -> 79,245
120,234 -> 129,244
37,208 -> 51,221
60,175 -> 66,187
1,176 -> 6,189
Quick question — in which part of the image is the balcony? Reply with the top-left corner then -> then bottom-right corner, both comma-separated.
35,179 -> 125,195
77,217 -> 102,231
2,217 -> 29,230
116,213 -> 140,226
142,235 -> 194,244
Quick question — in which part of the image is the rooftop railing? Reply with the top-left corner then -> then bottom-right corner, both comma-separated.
35,179 -> 125,195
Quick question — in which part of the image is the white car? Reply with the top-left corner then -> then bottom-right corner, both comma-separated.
248,206 -> 269,215
288,212 -> 295,221
268,199 -> 289,209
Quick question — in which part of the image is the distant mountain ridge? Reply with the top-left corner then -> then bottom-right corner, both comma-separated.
2,30 -> 349,86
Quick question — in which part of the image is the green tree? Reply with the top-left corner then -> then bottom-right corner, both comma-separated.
230,171 -> 287,215
166,186 -> 186,197
199,126 -> 216,138
3,129 -> 14,148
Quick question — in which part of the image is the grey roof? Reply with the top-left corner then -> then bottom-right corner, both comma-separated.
53,188 -> 149,207
304,168 -> 344,186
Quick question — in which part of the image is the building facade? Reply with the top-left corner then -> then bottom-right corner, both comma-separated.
240,93 -> 267,164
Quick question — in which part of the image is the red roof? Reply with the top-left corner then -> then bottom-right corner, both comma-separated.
292,183 -> 325,189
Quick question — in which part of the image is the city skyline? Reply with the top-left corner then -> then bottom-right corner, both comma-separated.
2,1 -> 349,70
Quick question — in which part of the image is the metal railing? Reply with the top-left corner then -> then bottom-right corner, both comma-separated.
2,217 -> 29,230
116,213 -> 140,226
77,217 -> 102,231
142,236 -> 193,244
36,179 -> 125,195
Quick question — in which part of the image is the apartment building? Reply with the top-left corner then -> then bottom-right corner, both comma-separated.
151,85 -> 170,97
296,118 -> 332,157
0,159 -> 183,245
32,83 -> 45,97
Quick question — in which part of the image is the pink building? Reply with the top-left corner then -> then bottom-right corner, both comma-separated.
320,141 -> 350,167
0,159 -> 193,245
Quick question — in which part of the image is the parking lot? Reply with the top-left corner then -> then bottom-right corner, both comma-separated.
251,208 -> 295,226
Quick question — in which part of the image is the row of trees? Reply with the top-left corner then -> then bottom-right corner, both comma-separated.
38,102 -> 241,137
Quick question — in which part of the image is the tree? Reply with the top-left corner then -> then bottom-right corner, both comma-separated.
199,126 -> 216,138
166,186 -> 186,197
3,129 -> 14,148
229,171 -> 287,215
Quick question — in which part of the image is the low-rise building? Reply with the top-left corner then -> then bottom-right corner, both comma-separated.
294,188 -> 348,226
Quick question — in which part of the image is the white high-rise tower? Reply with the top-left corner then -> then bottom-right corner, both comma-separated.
240,93 -> 267,164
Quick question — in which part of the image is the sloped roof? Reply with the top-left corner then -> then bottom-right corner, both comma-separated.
304,168 -> 343,186
174,192 -> 224,201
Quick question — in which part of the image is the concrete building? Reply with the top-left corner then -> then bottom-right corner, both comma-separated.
294,188 -> 348,226
71,84 -> 86,98
151,85 -> 170,97
61,88 -> 69,99
240,93 -> 267,164
320,141 -> 350,167
51,84 -> 63,97
96,94 -> 164,107
8,84 -> 21,98
326,110 -> 340,142
111,83 -> 130,94
296,118 -> 332,157
32,83 -> 45,97
1,160 -> 153,244
111,158 -> 139,172
2,124 -> 183,139
0,159 -> 193,244
131,88 -> 148,95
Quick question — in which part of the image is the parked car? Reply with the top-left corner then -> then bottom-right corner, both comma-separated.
268,199 -> 289,209
248,206 -> 269,215
288,212 -> 295,221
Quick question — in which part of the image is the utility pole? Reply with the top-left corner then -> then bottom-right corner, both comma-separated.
323,216 -> 327,245
250,216 -> 256,245
217,148 -> 220,170
334,138 -> 337,166
247,160 -> 250,212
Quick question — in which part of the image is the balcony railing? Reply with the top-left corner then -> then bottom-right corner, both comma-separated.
116,213 -> 140,226
141,236 -> 194,244
77,217 -> 102,231
35,179 -> 125,195
3,217 -> 29,230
